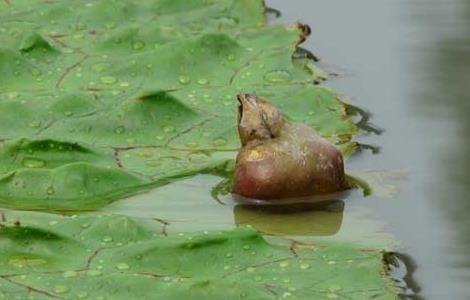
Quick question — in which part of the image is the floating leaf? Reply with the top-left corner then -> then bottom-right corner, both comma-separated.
0,211 -> 399,300
0,0 -> 356,210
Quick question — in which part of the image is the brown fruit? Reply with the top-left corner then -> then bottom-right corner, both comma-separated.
233,94 -> 347,200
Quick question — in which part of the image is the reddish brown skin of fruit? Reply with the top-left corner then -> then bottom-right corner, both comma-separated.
233,94 -> 348,200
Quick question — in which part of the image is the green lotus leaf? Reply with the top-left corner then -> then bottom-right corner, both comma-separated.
0,211 -> 398,300
0,0 -> 356,210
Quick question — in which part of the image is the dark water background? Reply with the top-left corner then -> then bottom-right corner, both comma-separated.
266,0 -> 470,299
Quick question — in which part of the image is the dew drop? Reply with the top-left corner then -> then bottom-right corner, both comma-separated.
28,121 -> 41,128
119,81 -> 130,87
81,223 -> 90,229
91,63 -> 110,73
104,22 -> 116,29
196,78 -> 209,86
328,285 -> 342,292
114,126 -> 125,134
6,92 -> 19,99
23,158 -> 45,168
300,263 -> 310,270
9,257 -> 47,268
326,293 -> 339,299
282,292 -> 292,298
178,75 -> 191,85
86,269 -> 102,276
246,267 -> 256,273
53,285 -> 69,294
162,125 -> 175,133
31,69 -> 42,77
279,261 -> 289,268
102,236 -> 113,243
116,262 -> 130,270
225,252 -> 233,258
76,291 -> 89,299
100,76 -> 117,85
212,138 -> 227,147
227,54 -> 236,61
242,245 -> 251,251
132,40 -> 145,50
46,186 -> 55,195
63,270 -> 78,278
263,70 -> 292,83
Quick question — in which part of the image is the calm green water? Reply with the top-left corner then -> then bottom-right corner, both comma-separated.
266,0 -> 470,299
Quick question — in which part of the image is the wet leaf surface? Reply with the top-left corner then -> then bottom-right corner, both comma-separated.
0,0 -> 356,210
0,0 -> 400,298
0,211 -> 398,300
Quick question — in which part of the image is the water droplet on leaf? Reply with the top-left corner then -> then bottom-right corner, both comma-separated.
77,291 -> 89,299
100,76 -> 117,85
63,271 -> 78,278
46,186 -> 55,195
28,121 -> 41,128
102,236 -> 113,242
178,75 -> 191,85
197,78 -> 209,86
282,292 -> 292,298
162,126 -> 175,133
6,92 -> 19,99
132,41 -> 145,50
212,138 -> 227,147
86,270 -> 102,276
104,22 -> 116,29
263,70 -> 292,83
114,126 -> 125,134
53,285 -> 69,294
31,69 -> 42,77
328,285 -> 342,292
23,158 -> 45,168
91,63 -> 110,73
116,263 -> 130,270
9,256 -> 47,268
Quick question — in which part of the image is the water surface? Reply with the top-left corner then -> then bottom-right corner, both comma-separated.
266,0 -> 470,298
